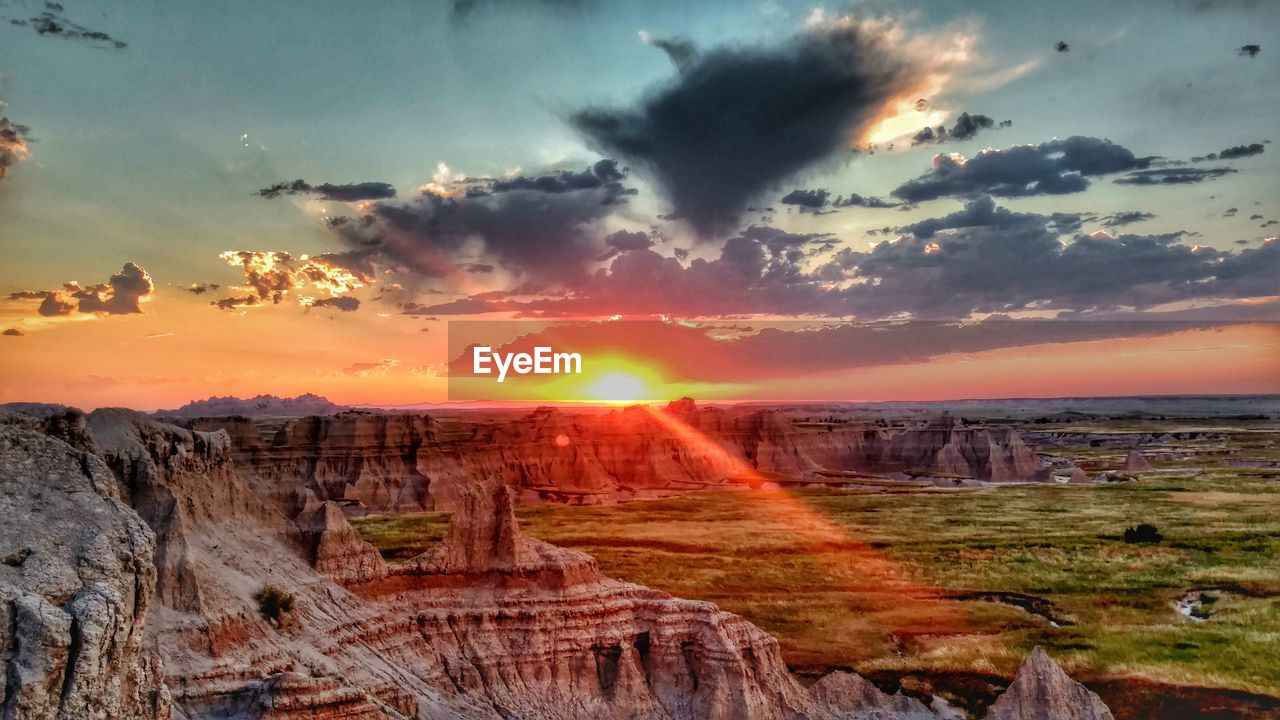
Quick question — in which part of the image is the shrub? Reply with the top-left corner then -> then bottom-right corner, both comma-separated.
254,584 -> 295,625
1189,604 -> 1213,620
1124,523 -> 1163,544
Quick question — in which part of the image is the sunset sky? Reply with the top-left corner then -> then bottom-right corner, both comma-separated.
1,0 -> 1277,409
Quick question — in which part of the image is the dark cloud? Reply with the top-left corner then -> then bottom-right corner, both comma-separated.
780,188 -> 829,209
306,296 -> 361,312
0,106 -> 32,180
256,180 -> 397,202
1219,142 -> 1265,159
1238,44 -> 1260,57
1114,167 -> 1236,185
1056,41 -> 1070,52
644,35 -> 698,72
328,161 -> 636,286
781,188 -> 897,213
416,200 -> 1280,321
832,193 -> 899,209
211,295 -> 261,311
892,136 -> 1152,202
11,263 -> 154,317
604,229 -> 653,252
488,159 -> 633,204
7,2 -> 126,48
1102,211 -> 1156,227
184,283 -> 220,295
911,112 -> 1005,146
450,0 -> 588,20
571,19 -> 930,236
2,328 -> 23,337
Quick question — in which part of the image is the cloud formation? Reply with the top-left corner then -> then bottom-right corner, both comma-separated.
910,112 -> 1009,146
892,137 -> 1152,202
256,180 -> 397,202
780,188 -> 898,213
8,263 -> 154,317
212,251 -> 367,310
326,160 -> 637,286
0,105 -> 32,180
1114,167 -> 1236,185
1193,142 -> 1265,161
415,198 -> 1279,321
7,2 -> 126,48
571,16 -> 944,235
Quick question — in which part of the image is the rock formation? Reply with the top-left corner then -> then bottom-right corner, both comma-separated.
0,413 -> 171,720
189,403 -> 1050,517
1122,449 -> 1154,472
1068,467 -> 1092,484
984,647 -> 1113,720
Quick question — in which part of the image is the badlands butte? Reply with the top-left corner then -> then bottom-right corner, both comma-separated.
1,395 -> 1278,720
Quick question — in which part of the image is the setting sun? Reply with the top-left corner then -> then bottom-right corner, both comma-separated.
583,371 -> 649,403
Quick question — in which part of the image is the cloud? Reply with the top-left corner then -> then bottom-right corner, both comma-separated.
0,104 -> 32,180
1056,40 -> 1070,52
1238,44 -> 1260,57
2,328 -> 23,337
910,112 -> 1007,146
328,160 -> 636,286
1193,142 -> 1265,161
450,0 -> 588,21
184,283 -> 220,295
1114,167 -> 1236,185
570,16 -> 948,236
780,188 -> 898,212
342,358 -> 398,377
303,296 -> 361,312
892,136 -> 1152,202
256,180 -> 397,202
416,200 -> 1280,321
6,2 -> 126,48
639,32 -> 698,71
9,263 -> 154,317
1102,211 -> 1156,227
780,189 -> 830,209
212,251 -> 367,310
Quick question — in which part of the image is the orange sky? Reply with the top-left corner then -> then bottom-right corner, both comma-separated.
2,286 -> 1275,411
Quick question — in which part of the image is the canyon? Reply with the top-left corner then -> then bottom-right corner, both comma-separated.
0,406 -> 1107,719
182,399 -> 1051,517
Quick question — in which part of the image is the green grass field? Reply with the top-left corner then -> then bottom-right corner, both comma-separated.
353,464 -> 1280,707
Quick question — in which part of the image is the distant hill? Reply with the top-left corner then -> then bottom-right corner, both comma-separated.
155,393 -> 346,419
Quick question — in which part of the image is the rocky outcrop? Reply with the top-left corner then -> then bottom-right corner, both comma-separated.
0,413 -> 171,720
295,502 -> 388,585
984,647 -> 1113,720
808,671 -> 937,719
1122,450 -> 1154,472
1068,467 -> 1092,484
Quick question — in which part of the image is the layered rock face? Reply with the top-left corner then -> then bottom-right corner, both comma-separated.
0,413 -> 170,720
190,402 -> 1049,517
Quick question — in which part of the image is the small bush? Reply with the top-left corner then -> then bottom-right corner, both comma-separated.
1189,603 -> 1213,620
254,584 -> 295,625
1124,523 -> 1163,544
1198,592 -> 1218,605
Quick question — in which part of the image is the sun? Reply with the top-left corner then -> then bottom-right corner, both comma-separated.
583,372 -> 649,404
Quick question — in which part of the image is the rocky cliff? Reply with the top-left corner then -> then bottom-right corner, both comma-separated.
189,401 -> 1049,517
0,413 -> 171,720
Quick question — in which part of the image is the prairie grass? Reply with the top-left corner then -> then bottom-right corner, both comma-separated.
353,463 -> 1280,697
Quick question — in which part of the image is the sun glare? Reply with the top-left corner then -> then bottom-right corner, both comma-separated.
583,372 -> 649,404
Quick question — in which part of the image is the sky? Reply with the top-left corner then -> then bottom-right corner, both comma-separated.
0,0 -> 1277,409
